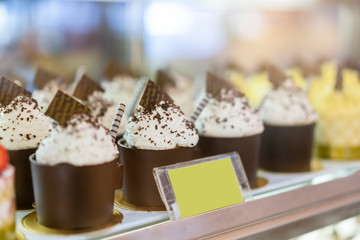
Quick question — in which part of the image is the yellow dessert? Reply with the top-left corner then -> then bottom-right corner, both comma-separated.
313,63 -> 360,160
243,72 -> 272,108
286,67 -> 307,91
224,69 -> 246,93
225,68 -> 272,108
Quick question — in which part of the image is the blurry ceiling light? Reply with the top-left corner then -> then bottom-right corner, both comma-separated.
230,10 -> 267,40
144,1 -> 192,36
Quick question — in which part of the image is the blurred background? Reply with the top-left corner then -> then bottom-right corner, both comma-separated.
0,0 -> 359,85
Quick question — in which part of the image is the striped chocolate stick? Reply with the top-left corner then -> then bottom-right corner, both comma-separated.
110,103 -> 126,139
189,93 -> 211,124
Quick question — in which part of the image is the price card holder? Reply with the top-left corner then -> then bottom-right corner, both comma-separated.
153,152 -> 252,220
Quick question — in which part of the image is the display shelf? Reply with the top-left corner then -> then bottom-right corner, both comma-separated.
15,160 -> 360,240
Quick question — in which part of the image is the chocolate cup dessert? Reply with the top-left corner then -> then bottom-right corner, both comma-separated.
197,134 -> 261,188
260,123 -> 315,172
8,148 -> 36,210
30,154 -> 123,230
118,139 -> 196,208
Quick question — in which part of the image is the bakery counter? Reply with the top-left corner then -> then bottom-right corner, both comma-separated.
15,160 -> 360,240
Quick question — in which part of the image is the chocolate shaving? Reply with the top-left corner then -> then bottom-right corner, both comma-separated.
72,74 -> 104,101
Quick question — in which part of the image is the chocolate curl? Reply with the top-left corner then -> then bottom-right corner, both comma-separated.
139,80 -> 173,110
72,74 -> 104,101
156,70 -> 175,88
127,78 -> 147,116
45,90 -> 91,125
265,64 -> 287,89
110,103 -> 126,139
0,77 -> 31,106
33,67 -> 60,89
189,93 -> 211,124
206,72 -> 234,98
334,65 -> 343,91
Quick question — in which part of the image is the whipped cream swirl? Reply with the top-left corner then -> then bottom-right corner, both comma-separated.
0,96 -> 52,150
124,101 -> 198,150
259,79 -> 317,126
195,89 -> 264,137
36,114 -> 118,166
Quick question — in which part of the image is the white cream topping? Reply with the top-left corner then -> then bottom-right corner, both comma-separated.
32,80 -> 63,110
124,101 -> 198,150
195,89 -> 264,137
0,96 -> 52,150
36,114 -> 119,166
101,76 -> 138,116
85,91 -> 127,135
259,79 -> 317,126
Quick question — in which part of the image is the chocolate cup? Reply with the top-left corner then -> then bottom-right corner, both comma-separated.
8,148 -> 36,210
197,134 -> 261,188
30,154 -> 123,230
118,140 -> 196,207
260,123 -> 315,172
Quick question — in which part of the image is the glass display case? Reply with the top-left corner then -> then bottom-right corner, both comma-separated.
0,0 -> 359,239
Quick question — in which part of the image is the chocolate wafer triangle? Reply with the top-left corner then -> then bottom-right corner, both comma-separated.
156,70 -> 175,88
206,72 -> 235,98
0,77 -> 32,106
33,67 -> 59,90
103,61 -> 132,80
139,80 -> 173,110
45,90 -> 91,125
265,64 -> 287,88
73,74 -> 104,101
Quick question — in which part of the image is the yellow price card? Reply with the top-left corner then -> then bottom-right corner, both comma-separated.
167,157 -> 243,218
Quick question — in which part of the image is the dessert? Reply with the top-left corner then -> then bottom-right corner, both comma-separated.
259,77 -> 317,172
156,70 -> 194,116
225,64 -> 272,108
119,80 -> 198,207
73,74 -> 128,135
101,62 -> 138,114
32,67 -> 63,110
32,113 -> 122,229
0,145 -> 16,240
32,80 -> 65,110
195,73 -> 263,188
0,93 -> 51,209
85,91 -> 128,136
314,66 -> 360,159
